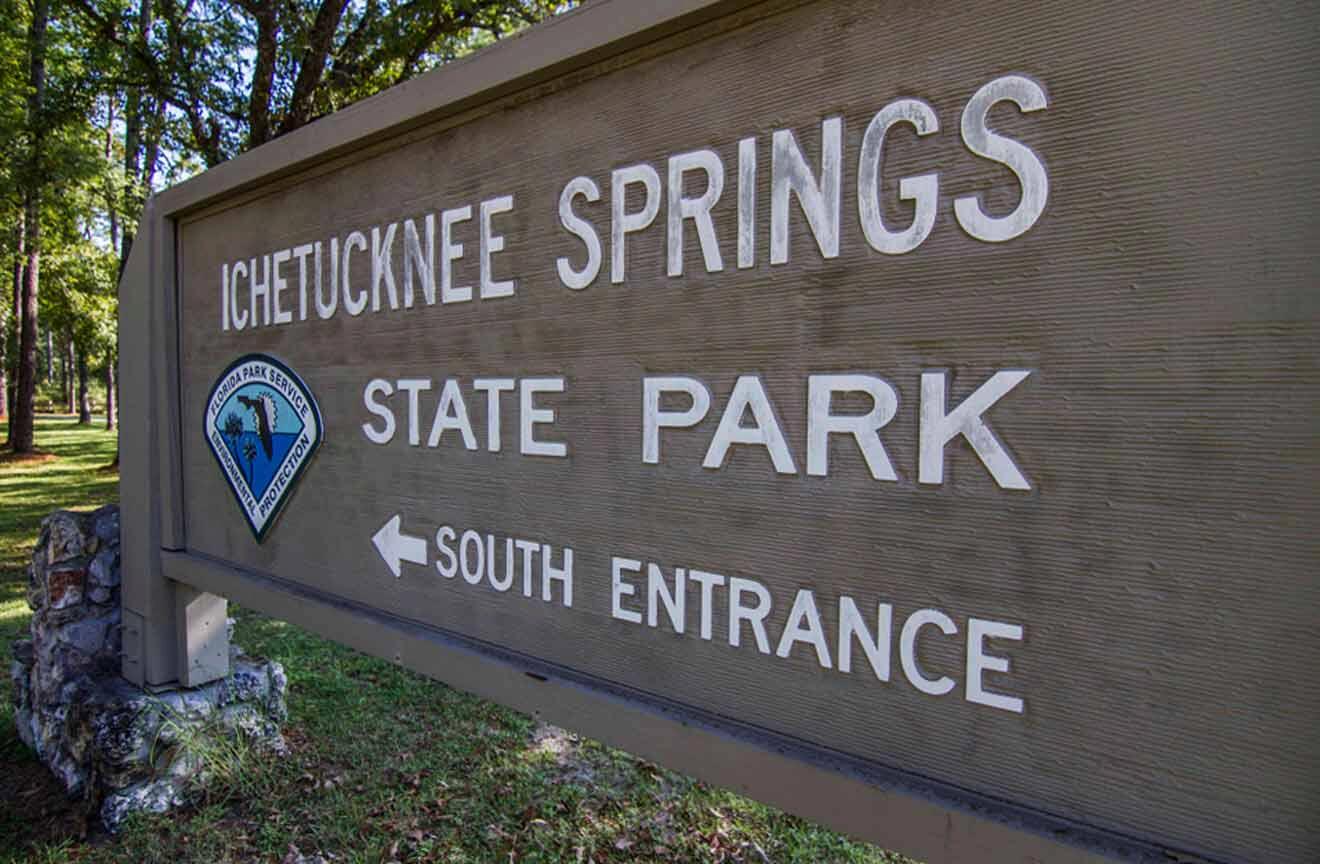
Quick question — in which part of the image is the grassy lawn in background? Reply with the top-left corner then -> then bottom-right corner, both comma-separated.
1,416 -> 909,864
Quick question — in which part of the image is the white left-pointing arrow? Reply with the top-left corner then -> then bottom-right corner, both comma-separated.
372,514 -> 428,578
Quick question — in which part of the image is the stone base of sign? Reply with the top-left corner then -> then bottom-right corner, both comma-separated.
9,506 -> 288,832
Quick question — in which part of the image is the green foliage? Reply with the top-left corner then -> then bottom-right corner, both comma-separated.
308,0 -> 568,111
74,0 -> 571,167
1,0 -> 121,436
0,0 -> 114,212
43,238 -> 118,363
0,1 -> 30,205
34,376 -> 110,412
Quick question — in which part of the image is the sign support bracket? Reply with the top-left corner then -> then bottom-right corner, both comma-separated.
119,200 -> 230,688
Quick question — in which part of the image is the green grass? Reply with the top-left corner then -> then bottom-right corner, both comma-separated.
0,413 -> 120,710
1,416 -> 909,863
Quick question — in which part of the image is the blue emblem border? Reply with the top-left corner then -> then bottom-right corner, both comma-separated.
203,352 -> 324,543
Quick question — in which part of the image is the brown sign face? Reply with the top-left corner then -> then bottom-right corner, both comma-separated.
150,1 -> 1319,862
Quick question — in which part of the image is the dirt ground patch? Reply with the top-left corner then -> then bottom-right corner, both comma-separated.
0,448 -> 57,466
0,749 -> 90,852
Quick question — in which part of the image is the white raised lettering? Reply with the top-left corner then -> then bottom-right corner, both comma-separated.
955,75 -> 1050,242
967,618 -> 1024,713
771,117 -> 841,263
667,149 -> 724,277
919,370 -> 1031,489
611,163 -> 661,284
342,231 -> 368,315
480,195 -> 515,299
441,206 -> 472,304
362,378 -> 395,444
370,223 -> 399,312
704,376 -> 796,474
643,376 -> 711,465
557,177 -> 602,290
859,99 -> 939,255
611,557 -> 643,624
728,576 -> 772,653
900,609 -> 957,696
520,378 -> 567,457
807,374 -> 899,480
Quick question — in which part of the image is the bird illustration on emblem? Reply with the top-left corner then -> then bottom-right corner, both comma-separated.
237,391 -> 278,458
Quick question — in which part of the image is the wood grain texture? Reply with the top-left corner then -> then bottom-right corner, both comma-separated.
171,1 -> 1320,861
119,200 -> 182,686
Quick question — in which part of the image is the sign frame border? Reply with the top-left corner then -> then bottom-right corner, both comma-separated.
115,2 -> 1220,862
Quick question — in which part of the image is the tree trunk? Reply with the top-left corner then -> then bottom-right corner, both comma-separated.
45,327 -> 52,380
246,2 -> 279,149
282,0 -> 349,134
104,96 -> 120,253
13,197 -> 41,451
59,336 -> 68,410
77,350 -> 91,424
119,0 -> 154,277
142,100 -> 165,190
10,0 -> 48,453
1,218 -> 18,430
65,337 -> 75,414
105,349 -> 116,431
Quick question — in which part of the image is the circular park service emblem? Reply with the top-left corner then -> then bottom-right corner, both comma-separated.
204,354 -> 324,541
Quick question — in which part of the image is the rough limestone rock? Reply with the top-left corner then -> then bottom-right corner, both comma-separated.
8,505 -> 289,831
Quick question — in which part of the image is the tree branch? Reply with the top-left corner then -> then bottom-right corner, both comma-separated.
280,0 -> 349,134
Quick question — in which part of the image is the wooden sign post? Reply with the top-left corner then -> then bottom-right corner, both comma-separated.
119,1 -> 1320,862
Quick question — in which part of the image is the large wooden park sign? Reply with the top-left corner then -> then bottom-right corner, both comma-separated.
118,2 -> 1319,862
